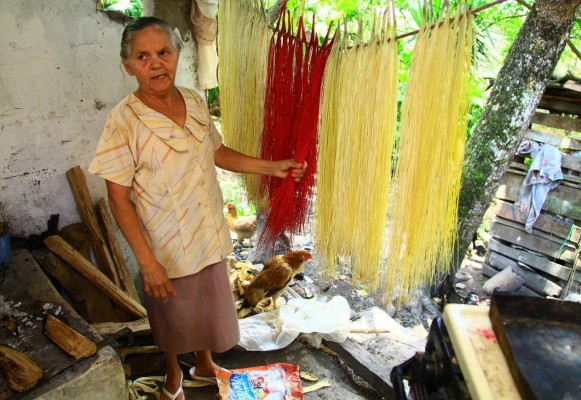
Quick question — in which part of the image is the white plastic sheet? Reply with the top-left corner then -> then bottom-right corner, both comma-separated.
237,296 -> 352,351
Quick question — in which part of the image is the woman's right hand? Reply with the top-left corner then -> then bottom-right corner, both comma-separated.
141,261 -> 177,302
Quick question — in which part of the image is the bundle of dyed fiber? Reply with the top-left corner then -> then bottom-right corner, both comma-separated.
315,8 -> 399,288
218,0 -> 271,205
385,2 -> 473,301
257,6 -> 335,251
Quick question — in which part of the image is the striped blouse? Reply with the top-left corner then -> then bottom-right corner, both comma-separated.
88,87 -> 232,278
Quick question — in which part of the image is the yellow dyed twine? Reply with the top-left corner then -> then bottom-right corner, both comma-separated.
218,0 -> 271,206
315,5 -> 399,289
385,2 -> 473,302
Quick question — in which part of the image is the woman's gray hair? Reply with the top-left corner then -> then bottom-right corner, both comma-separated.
120,16 -> 183,59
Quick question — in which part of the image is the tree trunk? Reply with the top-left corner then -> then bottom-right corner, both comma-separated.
454,0 -> 581,271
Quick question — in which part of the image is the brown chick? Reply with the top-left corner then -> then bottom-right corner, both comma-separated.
225,203 -> 257,243
244,250 -> 312,308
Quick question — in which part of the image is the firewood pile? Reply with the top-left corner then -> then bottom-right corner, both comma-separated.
483,112 -> 581,299
23,166 -> 156,380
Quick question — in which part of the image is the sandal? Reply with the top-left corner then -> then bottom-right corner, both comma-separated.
188,367 -> 218,384
162,370 -> 184,400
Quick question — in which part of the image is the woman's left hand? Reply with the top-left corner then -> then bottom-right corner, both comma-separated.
274,160 -> 307,182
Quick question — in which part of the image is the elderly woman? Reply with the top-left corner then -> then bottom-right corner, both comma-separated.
89,16 -> 305,400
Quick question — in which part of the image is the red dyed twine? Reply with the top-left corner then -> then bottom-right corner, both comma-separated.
258,6 -> 335,251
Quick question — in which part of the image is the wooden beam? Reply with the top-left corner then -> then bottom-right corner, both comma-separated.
494,200 -> 581,243
490,220 -> 576,263
496,171 -> 581,221
66,166 -> 121,287
32,248 -> 120,324
44,235 -> 147,319
488,238 -> 581,284
531,112 -> 581,133
91,318 -> 151,336
484,251 -> 562,297
323,339 -> 394,399
96,198 -> 140,302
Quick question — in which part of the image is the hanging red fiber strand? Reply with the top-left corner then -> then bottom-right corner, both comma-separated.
258,3 -> 335,251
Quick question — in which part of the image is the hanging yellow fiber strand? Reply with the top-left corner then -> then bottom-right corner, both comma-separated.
218,0 -> 271,205
385,1 -> 473,301
315,5 -> 399,288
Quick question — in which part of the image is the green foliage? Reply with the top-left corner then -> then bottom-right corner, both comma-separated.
219,179 -> 256,217
98,0 -> 142,18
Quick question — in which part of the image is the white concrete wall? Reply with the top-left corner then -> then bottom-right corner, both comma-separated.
0,0 -> 197,238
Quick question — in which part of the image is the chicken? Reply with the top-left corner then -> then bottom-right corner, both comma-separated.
225,203 -> 257,243
244,250 -> 312,308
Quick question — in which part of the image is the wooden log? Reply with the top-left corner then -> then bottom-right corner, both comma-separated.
66,166 -> 121,286
118,345 -> 161,356
96,198 -> 140,302
44,235 -> 147,319
59,223 -> 92,260
531,112 -> 581,133
485,251 -> 562,297
493,200 -> 581,243
44,315 -> 97,360
0,345 -> 43,393
91,317 -> 151,336
496,171 -> 581,222
488,238 -> 581,284
32,248 -> 120,324
490,220 -> 576,262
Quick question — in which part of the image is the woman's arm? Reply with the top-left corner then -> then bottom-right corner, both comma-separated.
106,180 -> 176,302
214,144 -> 307,181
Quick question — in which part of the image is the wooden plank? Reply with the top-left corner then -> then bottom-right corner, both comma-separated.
95,198 -> 140,302
32,248 -> 120,324
66,166 -> 121,287
44,235 -> 147,319
488,238 -> 581,284
562,153 -> 581,174
508,164 -> 581,186
91,318 -> 151,336
490,221 -> 576,263
494,217 -> 578,249
525,129 -> 564,147
524,129 -> 581,152
531,112 -> 581,133
323,339 -> 394,399
513,151 -> 581,174
538,97 -> 581,117
494,200 -> 581,243
485,251 -> 562,297
496,171 -> 581,221
481,264 -> 541,298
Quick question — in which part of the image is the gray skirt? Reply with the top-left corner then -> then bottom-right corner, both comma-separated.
143,260 -> 240,354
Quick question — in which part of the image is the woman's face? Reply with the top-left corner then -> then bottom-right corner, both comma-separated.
122,26 -> 180,97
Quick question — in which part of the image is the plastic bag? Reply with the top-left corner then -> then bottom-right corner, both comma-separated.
237,296 -> 351,351
217,363 -> 303,400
